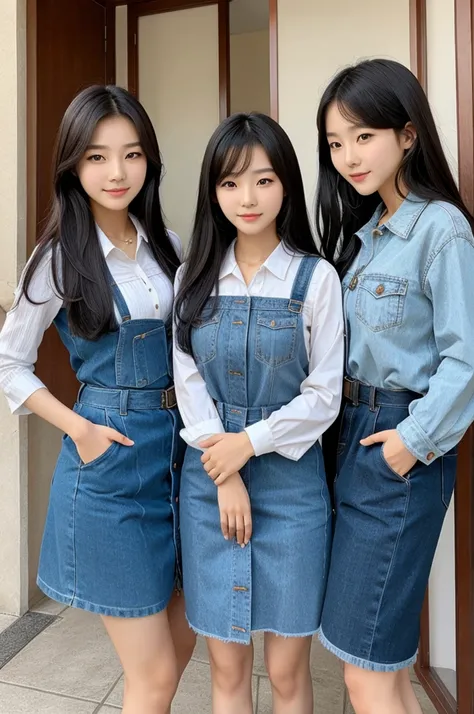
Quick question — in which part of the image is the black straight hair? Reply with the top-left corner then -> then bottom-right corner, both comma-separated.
315,58 -> 474,276
175,112 -> 318,355
21,85 -> 180,339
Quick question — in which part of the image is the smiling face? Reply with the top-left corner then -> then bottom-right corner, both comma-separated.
325,101 -> 416,200
76,115 -> 148,215
215,144 -> 285,239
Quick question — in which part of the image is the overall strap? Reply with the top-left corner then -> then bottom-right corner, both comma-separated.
288,256 -> 321,313
104,263 -> 131,322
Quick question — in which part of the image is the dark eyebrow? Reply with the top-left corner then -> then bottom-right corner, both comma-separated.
327,124 -> 370,138
253,167 -> 275,174
86,142 -> 142,150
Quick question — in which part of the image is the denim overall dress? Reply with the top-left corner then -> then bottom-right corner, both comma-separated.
180,256 -> 332,643
37,270 -> 182,617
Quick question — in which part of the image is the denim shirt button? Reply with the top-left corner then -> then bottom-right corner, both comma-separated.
427,452 -> 435,461
375,284 -> 385,295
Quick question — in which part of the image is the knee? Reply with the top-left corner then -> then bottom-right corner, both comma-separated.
125,660 -> 179,707
209,653 -> 250,694
265,654 -> 306,701
344,666 -> 398,714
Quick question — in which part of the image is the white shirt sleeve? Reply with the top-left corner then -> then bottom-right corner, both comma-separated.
172,266 -> 225,449
0,249 -> 63,415
244,260 -> 344,460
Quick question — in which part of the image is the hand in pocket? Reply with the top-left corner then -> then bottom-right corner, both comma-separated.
73,421 -> 134,465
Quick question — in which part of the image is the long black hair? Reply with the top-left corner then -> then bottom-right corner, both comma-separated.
175,112 -> 317,354
316,58 -> 474,276
21,85 -> 180,339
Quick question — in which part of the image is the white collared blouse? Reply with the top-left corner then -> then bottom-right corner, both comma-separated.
0,215 -> 181,415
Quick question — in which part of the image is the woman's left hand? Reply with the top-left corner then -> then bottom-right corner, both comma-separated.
360,429 -> 417,477
199,432 -> 255,485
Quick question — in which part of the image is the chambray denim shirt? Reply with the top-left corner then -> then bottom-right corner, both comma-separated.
343,193 -> 474,464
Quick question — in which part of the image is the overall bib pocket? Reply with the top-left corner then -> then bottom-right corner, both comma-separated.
191,312 -> 221,365
116,320 -> 169,387
255,312 -> 298,367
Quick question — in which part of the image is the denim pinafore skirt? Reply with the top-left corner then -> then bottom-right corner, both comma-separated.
180,256 -> 332,643
37,270 -> 183,617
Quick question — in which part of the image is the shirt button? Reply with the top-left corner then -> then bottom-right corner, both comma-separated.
155,304 -> 159,310
427,452 -> 435,461
376,284 -> 385,295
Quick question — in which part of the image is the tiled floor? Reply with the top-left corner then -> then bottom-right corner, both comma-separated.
0,598 -> 438,713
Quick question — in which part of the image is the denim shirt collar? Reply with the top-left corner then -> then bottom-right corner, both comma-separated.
356,193 -> 429,247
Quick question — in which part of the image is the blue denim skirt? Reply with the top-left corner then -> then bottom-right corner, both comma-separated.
37,391 -> 182,618
180,404 -> 332,644
319,384 -> 457,671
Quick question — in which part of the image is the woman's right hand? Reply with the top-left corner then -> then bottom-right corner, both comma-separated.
72,420 -> 134,465
217,472 -> 252,546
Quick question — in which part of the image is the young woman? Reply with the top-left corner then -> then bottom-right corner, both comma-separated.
316,58 -> 474,714
173,112 -> 344,714
0,86 -> 195,714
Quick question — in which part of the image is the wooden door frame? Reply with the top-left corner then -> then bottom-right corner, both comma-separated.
27,0 -> 116,255
126,0 -> 230,120
410,3 -> 474,712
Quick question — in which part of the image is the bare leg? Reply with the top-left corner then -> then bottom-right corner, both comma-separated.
166,590 -> 196,679
102,609 -> 178,714
207,637 -> 254,714
397,668 -> 423,714
344,664 -> 407,714
264,633 -> 313,714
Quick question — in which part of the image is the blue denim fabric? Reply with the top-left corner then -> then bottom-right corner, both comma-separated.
319,385 -> 456,670
343,194 -> 474,464
37,270 -> 182,617
180,257 -> 332,643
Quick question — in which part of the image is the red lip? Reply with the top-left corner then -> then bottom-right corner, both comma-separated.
239,214 -> 262,220
104,188 -> 130,196
349,172 -> 370,182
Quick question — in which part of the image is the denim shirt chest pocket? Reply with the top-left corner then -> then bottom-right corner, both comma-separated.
191,310 -> 222,365
355,274 -> 408,332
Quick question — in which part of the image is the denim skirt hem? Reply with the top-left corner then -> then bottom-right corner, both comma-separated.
186,615 -> 319,645
37,577 -> 173,618
319,628 -> 418,672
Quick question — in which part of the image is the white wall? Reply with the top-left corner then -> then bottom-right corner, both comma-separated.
277,0 -> 410,214
230,30 -> 270,115
0,0 -> 29,615
138,6 -> 220,246
426,0 -> 458,677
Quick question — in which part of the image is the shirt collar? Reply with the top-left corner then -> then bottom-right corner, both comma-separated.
96,213 -> 148,258
356,193 -> 430,245
219,239 -> 296,281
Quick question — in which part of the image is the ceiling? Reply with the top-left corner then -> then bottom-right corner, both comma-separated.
230,0 -> 269,35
